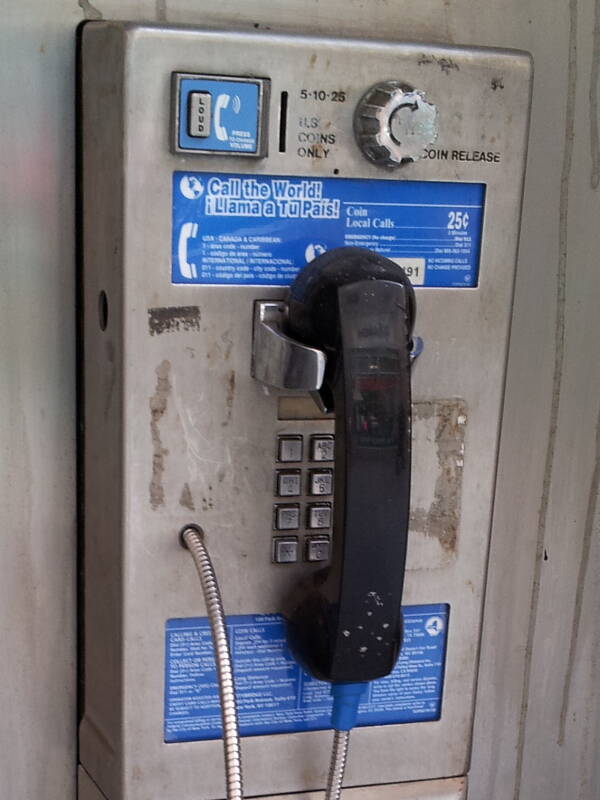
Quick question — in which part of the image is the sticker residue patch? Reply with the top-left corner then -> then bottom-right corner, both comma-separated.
148,306 -> 201,336
164,603 -> 449,743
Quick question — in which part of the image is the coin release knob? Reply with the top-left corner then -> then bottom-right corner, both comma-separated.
354,81 -> 438,168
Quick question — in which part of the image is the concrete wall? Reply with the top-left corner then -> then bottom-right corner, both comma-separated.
0,1 -> 598,798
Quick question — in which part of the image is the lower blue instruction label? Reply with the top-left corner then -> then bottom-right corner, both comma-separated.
172,171 -> 484,288
164,603 -> 449,743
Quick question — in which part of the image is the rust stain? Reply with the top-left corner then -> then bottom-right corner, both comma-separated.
149,360 -> 171,510
221,329 -> 233,361
410,399 -> 467,553
179,483 -> 195,512
147,305 -> 200,336
222,370 -> 236,427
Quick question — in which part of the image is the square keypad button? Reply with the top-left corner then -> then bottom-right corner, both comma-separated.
305,536 -> 331,562
272,537 -> 299,563
310,435 -> 334,462
308,469 -> 333,496
278,435 -> 303,463
307,503 -> 332,529
276,470 -> 301,497
274,505 -> 300,530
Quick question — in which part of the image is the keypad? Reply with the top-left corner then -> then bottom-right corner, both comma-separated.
271,433 -> 334,563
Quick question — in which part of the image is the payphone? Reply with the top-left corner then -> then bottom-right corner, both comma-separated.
78,21 -> 531,800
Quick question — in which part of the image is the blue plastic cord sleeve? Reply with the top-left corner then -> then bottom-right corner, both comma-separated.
330,682 -> 368,731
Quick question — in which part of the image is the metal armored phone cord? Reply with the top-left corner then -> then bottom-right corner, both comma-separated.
180,525 -> 243,800
325,730 -> 350,800
326,683 -> 367,800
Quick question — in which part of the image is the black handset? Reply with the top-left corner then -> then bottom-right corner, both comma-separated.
286,247 -> 415,684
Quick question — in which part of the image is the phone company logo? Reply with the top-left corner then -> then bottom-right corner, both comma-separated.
180,175 -> 204,200
305,243 -> 327,262
424,616 -> 445,637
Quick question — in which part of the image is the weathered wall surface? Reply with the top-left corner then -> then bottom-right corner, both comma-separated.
0,1 -> 598,798
0,3 -> 82,799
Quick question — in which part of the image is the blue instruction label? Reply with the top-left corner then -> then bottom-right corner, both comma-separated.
164,603 -> 449,743
178,79 -> 261,154
172,172 -> 484,287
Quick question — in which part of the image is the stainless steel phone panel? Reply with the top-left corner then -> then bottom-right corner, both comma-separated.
80,22 -> 531,799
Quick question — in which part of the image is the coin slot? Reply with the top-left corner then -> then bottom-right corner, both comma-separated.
278,91 -> 288,153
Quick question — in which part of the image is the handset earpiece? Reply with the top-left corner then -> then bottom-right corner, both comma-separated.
285,247 -> 415,683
